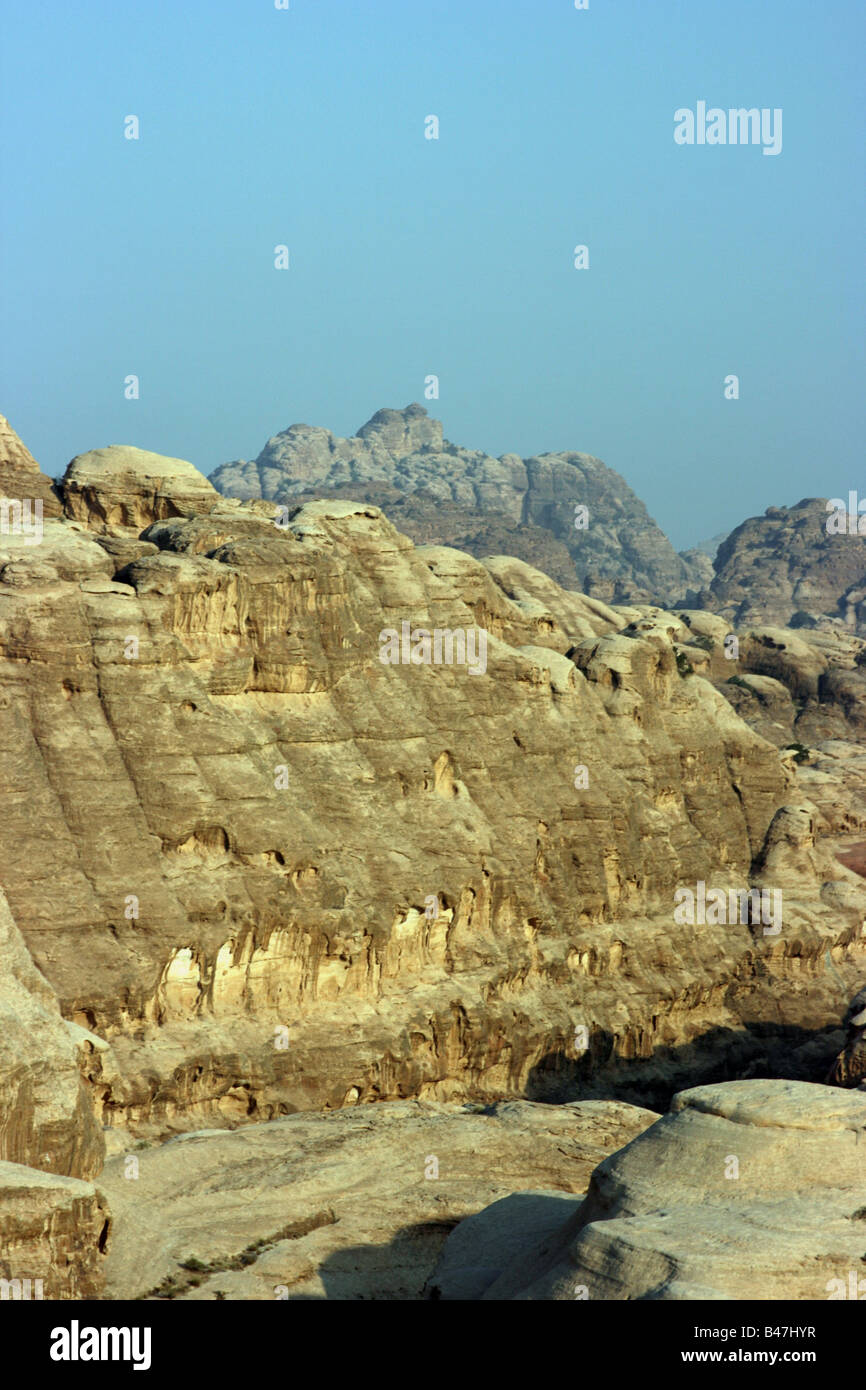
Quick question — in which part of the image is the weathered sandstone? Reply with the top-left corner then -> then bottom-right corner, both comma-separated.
0,1162 -> 108,1301
96,1096 -> 657,1300
429,1079 -> 866,1300
0,885 -> 103,1180
0,413 -> 63,518
0,439 -> 861,1147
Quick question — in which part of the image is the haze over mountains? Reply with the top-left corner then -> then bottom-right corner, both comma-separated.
209,403 -> 712,604
210,404 -> 866,634
0,410 -> 863,1302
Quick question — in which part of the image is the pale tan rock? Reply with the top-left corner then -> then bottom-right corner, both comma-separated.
0,440 -> 862,1146
739,626 -> 829,700
719,673 -> 796,746
2,429 -> 866,1303
96,1097 -> 657,1300
433,1080 -> 866,1300
62,445 -> 219,532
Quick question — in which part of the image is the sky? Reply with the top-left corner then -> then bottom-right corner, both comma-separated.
1,0 -> 863,549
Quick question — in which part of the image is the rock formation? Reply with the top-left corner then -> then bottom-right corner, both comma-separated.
0,1163 -> 108,1301
0,438 -> 862,1149
210,404 -> 708,603
0,420 -> 864,1301
0,413 -> 63,518
707,498 -> 866,633
0,885 -> 103,1180
63,444 -> 221,532
97,1097 -> 657,1300
428,1079 -> 866,1300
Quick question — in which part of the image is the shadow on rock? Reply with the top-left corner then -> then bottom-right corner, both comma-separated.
286,1219 -> 462,1300
525,1018 -> 850,1111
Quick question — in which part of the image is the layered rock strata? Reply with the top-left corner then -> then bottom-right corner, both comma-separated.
0,440 -> 862,1144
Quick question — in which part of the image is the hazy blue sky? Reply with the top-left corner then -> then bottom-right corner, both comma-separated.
1,0 -> 863,548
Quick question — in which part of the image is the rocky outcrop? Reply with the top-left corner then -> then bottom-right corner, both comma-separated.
0,436 -> 862,1146
0,413 -> 63,518
707,498 -> 866,633
210,404 -> 707,603
429,1080 -> 866,1300
96,1096 -> 656,1300
0,1163 -> 109,1300
63,445 -> 221,532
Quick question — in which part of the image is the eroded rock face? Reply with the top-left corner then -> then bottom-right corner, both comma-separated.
0,439 -> 863,1144
0,885 -> 103,1180
0,413 -> 63,518
63,445 -> 220,532
430,1080 -> 866,1300
96,1097 -> 657,1300
0,1162 -> 109,1301
209,404 -> 707,603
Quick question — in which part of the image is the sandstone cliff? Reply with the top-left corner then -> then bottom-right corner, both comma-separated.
0,435 -> 861,1147
0,425 -> 864,1302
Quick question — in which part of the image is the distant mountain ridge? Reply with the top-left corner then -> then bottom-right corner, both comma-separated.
209,403 -> 708,604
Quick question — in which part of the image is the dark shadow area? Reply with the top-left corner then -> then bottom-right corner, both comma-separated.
284,1195 -> 583,1301
525,1019 -> 848,1112
284,1218 -> 461,1300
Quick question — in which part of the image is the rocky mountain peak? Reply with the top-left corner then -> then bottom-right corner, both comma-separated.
708,495 -> 866,632
356,402 -> 443,453
209,407 -> 707,603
